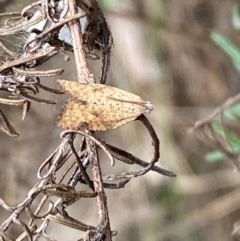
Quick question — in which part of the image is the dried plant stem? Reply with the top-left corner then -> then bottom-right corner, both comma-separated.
67,0 -> 112,240
0,1 -> 176,240
88,136 -> 112,240
0,46 -> 56,73
67,0 -> 92,84
194,93 -> 240,128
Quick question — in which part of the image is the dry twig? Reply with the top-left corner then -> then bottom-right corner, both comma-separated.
0,1 -> 175,240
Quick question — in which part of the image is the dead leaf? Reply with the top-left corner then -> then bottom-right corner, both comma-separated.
0,110 -> 19,137
57,80 -> 153,131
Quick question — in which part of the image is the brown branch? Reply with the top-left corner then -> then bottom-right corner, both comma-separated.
0,46 -> 56,73
194,93 -> 240,129
87,133 -> 112,240
66,0 -> 112,240
67,0 -> 92,84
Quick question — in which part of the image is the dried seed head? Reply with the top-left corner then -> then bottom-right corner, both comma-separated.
57,80 -> 153,131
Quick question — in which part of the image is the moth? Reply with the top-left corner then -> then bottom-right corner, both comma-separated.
57,80 -> 154,131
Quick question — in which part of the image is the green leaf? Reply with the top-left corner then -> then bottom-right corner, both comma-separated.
230,103 -> 240,117
211,32 -> 240,71
232,4 -> 240,30
223,103 -> 240,120
211,120 -> 224,134
227,132 -> 240,152
212,121 -> 240,152
205,151 -> 225,163
98,0 -> 120,8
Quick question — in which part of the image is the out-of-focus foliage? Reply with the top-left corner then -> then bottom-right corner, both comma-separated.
232,4 -> 240,30
205,5 -> 240,163
205,150 -> 226,163
98,0 -> 120,8
211,32 -> 240,71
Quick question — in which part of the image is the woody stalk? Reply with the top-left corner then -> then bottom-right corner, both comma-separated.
66,0 -> 112,240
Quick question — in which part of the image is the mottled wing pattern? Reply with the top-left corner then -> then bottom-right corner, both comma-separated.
58,100 -> 88,130
57,80 -> 150,131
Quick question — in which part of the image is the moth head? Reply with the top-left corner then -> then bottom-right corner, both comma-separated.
144,101 -> 154,114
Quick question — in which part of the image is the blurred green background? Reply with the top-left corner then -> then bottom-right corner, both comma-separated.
2,0 -> 240,240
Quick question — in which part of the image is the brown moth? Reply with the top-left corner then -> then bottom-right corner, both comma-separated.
57,80 -> 153,131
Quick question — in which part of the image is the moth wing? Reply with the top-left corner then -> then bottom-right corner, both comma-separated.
103,85 -> 143,102
57,79 -> 89,100
57,81 -> 149,131
90,114 -> 140,130
57,80 -> 107,102
57,100 -> 87,130
57,99 -> 108,131
86,96 -> 145,130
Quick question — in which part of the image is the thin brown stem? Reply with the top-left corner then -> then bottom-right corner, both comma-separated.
66,1 -> 112,240
67,0 -> 92,84
87,135 -> 112,240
